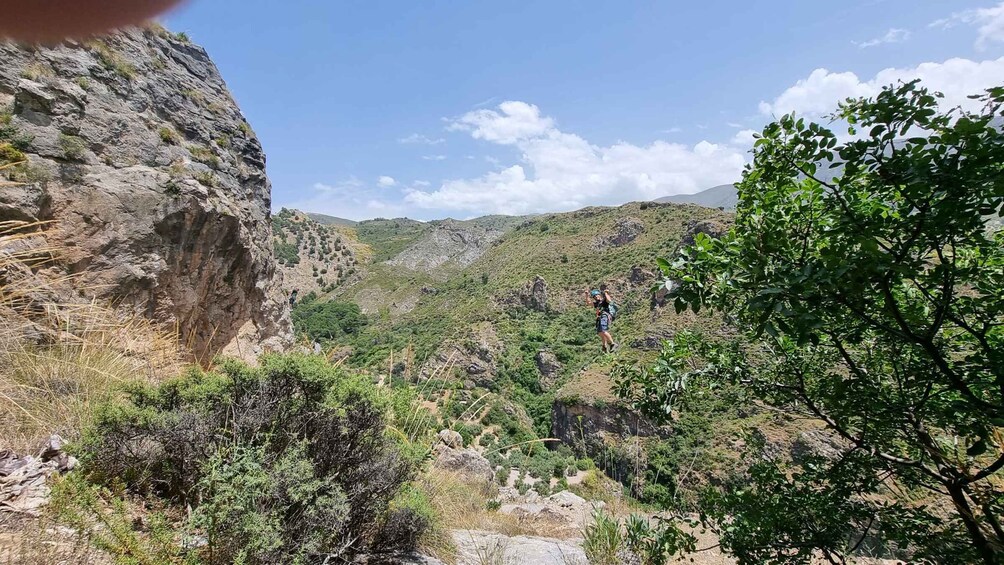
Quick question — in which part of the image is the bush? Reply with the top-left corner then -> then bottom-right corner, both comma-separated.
78,354 -> 419,562
59,134 -> 87,160
291,299 -> 368,342
374,484 -> 436,553
273,240 -> 300,265
158,127 -> 179,145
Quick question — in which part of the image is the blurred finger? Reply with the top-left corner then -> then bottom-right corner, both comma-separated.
0,0 -> 184,43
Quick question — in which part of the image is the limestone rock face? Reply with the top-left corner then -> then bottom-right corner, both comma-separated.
593,216 -> 644,249
0,27 -> 292,359
535,349 -> 562,390
386,219 -> 508,273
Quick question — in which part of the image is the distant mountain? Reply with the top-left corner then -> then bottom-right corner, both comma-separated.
655,184 -> 739,210
305,212 -> 358,227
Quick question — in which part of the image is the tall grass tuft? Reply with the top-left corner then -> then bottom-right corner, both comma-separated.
0,218 -> 184,454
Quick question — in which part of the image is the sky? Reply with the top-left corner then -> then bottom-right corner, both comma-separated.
163,1 -> 1004,221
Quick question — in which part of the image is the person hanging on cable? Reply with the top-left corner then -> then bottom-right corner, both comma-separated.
586,284 -> 618,354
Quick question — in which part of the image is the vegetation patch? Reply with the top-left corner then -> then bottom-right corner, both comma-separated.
72,354 -> 423,563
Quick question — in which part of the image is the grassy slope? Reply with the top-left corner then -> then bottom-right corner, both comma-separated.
333,202 -> 727,371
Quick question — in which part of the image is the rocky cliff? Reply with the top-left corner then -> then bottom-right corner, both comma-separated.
0,26 -> 291,360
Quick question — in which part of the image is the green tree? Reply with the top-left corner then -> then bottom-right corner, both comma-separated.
292,299 -> 367,341
618,82 -> 1004,563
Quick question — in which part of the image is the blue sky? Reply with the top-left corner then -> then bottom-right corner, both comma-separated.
164,1 -> 1004,220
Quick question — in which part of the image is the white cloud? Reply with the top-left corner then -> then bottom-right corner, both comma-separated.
447,101 -> 555,145
412,180 -> 431,187
284,179 -> 410,221
404,102 -> 746,215
422,154 -> 447,161
398,133 -> 445,145
660,126 -> 683,133
759,57 -> 1004,117
731,129 -> 758,146
931,2 -> 1004,50
854,28 -> 911,48
377,175 -> 397,187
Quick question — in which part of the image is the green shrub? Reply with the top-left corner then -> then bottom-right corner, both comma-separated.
374,484 -> 436,552
87,40 -> 136,79
159,127 -> 179,145
273,240 -> 300,265
292,299 -> 367,342
188,145 -> 221,168
194,170 -> 217,187
78,354 -> 420,562
59,134 -> 87,160
0,142 -> 26,165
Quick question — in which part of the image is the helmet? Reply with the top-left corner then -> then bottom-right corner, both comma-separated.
590,289 -> 601,297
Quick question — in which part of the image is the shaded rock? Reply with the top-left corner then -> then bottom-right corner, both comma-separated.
0,435 -> 76,516
0,28 -> 293,361
535,349 -> 563,390
499,275 -> 549,312
628,265 -> 654,285
433,447 -> 493,483
630,331 -> 672,351
791,429 -> 848,463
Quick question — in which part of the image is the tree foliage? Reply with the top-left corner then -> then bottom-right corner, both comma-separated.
619,82 -> 1004,563
292,297 -> 367,342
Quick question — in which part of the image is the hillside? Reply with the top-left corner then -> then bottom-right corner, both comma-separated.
305,211 -> 358,227
656,183 -> 739,209
291,200 -> 816,510
272,208 -> 362,296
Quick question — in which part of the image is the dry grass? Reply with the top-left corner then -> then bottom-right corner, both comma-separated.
0,219 -> 185,454
0,515 -> 110,565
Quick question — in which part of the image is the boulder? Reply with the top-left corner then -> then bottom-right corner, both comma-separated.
433,446 -> 494,484
437,429 -> 464,449
535,349 -> 563,390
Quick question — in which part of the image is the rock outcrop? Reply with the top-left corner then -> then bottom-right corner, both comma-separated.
387,218 -> 510,273
0,27 -> 292,359
418,322 -> 503,387
592,216 -> 644,249
499,275 -> 549,312
0,436 -> 76,516
432,429 -> 494,483
535,349 -> 563,390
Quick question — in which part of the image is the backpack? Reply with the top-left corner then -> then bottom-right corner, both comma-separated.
608,302 -> 619,321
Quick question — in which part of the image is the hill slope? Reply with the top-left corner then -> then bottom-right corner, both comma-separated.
305,212 -> 358,227
656,183 -> 738,209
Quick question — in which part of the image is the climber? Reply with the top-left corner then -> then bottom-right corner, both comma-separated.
586,285 -> 618,353
289,288 -> 299,306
